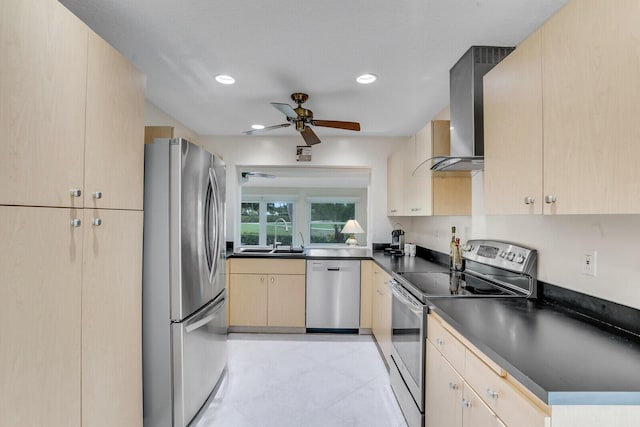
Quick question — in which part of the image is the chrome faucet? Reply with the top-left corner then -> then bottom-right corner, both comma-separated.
273,218 -> 288,249
298,231 -> 305,249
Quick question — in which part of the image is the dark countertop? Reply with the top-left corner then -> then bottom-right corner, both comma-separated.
371,252 -> 448,274
428,297 -> 640,405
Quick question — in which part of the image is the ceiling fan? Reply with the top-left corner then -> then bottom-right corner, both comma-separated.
243,93 -> 361,145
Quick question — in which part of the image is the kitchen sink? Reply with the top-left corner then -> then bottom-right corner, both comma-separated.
234,247 -> 305,255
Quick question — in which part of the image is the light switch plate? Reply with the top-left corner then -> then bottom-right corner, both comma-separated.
583,250 -> 597,277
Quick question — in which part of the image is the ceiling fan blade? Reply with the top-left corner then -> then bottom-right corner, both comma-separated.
271,102 -> 298,119
243,123 -> 291,135
312,120 -> 361,131
301,127 -> 321,146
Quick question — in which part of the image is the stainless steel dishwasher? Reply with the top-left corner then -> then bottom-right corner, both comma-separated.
306,259 -> 361,332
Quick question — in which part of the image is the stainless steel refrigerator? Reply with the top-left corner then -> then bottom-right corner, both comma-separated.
142,138 -> 227,427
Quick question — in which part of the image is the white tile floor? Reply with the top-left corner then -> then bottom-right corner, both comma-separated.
194,333 -> 408,427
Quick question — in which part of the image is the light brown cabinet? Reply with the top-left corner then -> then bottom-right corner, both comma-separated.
426,314 -> 549,427
0,0 -> 88,208
228,259 -> 306,328
81,210 -> 143,427
0,206 -> 82,427
84,32 -> 146,210
371,263 -> 392,366
388,120 -> 471,217
483,30 -> 543,215
359,260 -> 373,330
484,0 -> 640,215
0,1 -> 145,425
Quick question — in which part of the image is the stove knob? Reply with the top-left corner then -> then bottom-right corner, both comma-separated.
464,244 -> 473,252
499,251 -> 506,258
516,255 -> 525,264
506,252 -> 515,261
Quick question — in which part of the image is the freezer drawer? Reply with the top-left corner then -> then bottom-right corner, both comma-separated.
306,260 -> 361,329
171,292 -> 227,427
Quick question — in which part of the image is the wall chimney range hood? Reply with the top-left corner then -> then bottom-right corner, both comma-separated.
430,46 -> 514,172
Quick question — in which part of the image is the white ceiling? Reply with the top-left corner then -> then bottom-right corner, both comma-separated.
59,0 -> 568,139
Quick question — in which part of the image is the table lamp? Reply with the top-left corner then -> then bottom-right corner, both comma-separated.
341,219 -> 364,247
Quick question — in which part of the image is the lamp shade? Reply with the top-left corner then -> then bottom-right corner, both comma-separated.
341,219 -> 364,234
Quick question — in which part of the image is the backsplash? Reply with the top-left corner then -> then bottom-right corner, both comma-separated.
407,213 -> 640,310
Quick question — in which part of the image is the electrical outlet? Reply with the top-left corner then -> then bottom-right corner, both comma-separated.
583,250 -> 597,277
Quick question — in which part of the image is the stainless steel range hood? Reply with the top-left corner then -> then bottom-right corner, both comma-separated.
430,46 -> 514,172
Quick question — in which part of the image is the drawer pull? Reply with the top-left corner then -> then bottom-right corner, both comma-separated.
486,388 -> 499,399
436,338 -> 445,346
462,399 -> 472,408
448,382 -> 459,391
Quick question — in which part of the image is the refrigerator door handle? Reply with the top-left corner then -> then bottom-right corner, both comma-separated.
206,167 -> 221,284
185,297 -> 225,333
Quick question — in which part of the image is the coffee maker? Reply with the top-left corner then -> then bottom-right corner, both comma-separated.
388,226 -> 405,256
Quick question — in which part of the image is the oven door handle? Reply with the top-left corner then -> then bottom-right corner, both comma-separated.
389,284 -> 424,316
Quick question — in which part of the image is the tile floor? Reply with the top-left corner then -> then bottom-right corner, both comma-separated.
194,333 -> 408,427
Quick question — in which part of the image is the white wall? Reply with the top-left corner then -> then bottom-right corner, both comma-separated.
199,135 -> 405,245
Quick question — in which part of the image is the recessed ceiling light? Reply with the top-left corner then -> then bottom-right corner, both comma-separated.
356,73 -> 377,84
215,74 -> 235,85
251,124 -> 265,130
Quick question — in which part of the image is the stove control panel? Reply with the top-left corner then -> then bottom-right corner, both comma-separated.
462,239 -> 537,275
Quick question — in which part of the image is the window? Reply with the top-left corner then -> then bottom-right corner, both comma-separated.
240,200 -> 293,246
309,202 -> 356,244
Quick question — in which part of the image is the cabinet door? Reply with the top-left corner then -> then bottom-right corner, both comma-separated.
82,209 -> 143,427
372,266 -> 392,365
267,274 -> 305,327
541,0 -> 640,214
229,274 -> 268,326
387,146 -> 406,216
483,29 -> 543,215
0,0 -> 87,208
360,260 -> 373,329
0,206 -> 82,427
85,31 -> 146,210
405,134 -> 430,216
425,341 -> 463,427
462,384 -> 505,427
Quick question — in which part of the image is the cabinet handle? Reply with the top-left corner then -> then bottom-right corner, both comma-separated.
544,195 -> 556,204
486,388 -> 499,399
93,191 -> 102,199
260,276 -> 265,283
92,218 -> 102,226
70,189 -> 82,197
462,399 -> 472,408
448,382 -> 459,390
523,196 -> 535,205
70,219 -> 81,227
270,277 -> 275,284
436,338 -> 445,346
390,209 -> 398,213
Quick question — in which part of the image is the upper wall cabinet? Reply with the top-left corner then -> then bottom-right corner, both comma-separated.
388,120 -> 471,217
0,1 -> 146,210
484,0 -> 640,215
541,0 -> 640,214
84,32 -> 146,210
0,0 -> 88,208
484,30 -> 543,215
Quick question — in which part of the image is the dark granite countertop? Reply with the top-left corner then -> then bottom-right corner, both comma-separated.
428,297 -> 640,405
371,251 -> 448,274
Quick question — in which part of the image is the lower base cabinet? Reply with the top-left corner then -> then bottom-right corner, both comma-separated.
0,206 -> 143,427
425,314 -> 548,427
228,259 -> 306,328
371,264 -> 392,366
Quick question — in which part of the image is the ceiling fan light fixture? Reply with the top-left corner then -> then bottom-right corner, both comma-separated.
215,74 -> 236,85
356,73 -> 377,84
251,124 -> 265,130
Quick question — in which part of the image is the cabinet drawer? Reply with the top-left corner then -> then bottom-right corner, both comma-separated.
465,350 -> 549,427
229,258 -> 305,275
428,315 -> 466,373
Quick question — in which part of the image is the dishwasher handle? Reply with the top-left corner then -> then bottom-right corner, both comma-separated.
327,267 -> 341,271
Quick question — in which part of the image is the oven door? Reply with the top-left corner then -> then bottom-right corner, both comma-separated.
389,280 -> 426,411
